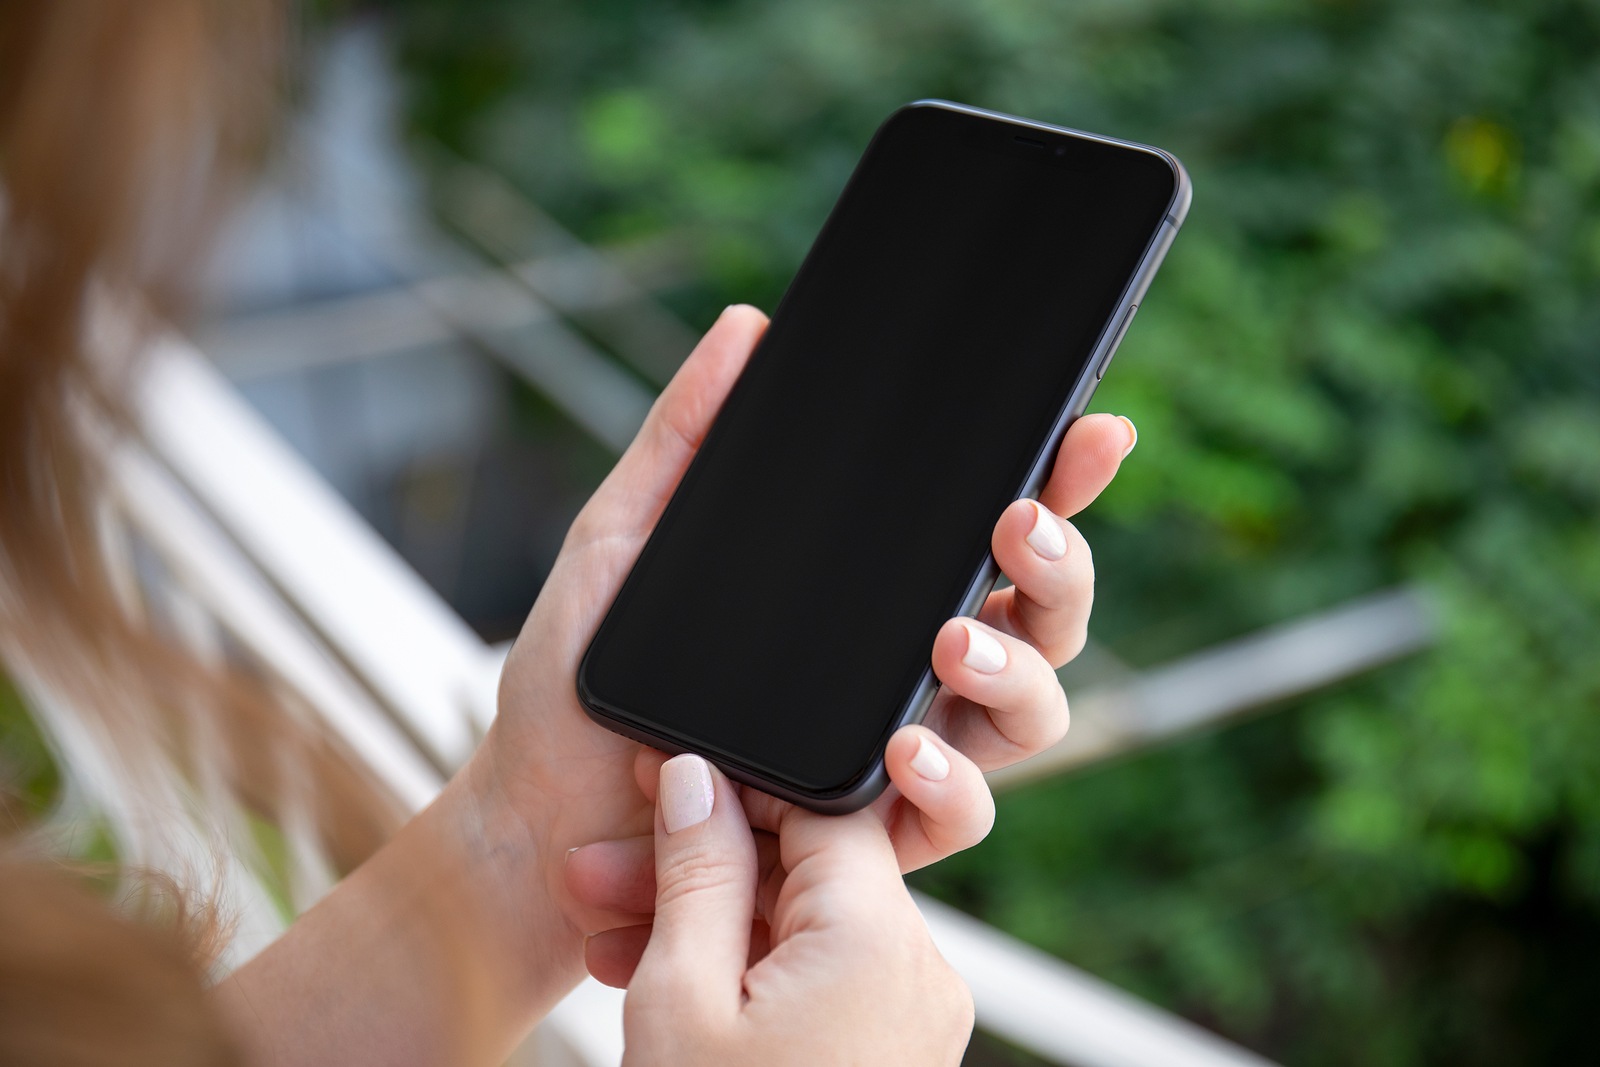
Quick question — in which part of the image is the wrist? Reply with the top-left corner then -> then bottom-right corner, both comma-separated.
427,746 -> 587,1018
215,743 -> 587,1065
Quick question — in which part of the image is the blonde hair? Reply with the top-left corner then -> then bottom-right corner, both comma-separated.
0,3 -> 404,1059
0,860 -> 241,1066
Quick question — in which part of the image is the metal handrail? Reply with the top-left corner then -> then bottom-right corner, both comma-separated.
991,587 -> 1434,789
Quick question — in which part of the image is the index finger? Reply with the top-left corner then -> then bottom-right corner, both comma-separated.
1038,412 -> 1137,519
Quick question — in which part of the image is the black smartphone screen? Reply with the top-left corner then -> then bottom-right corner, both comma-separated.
580,102 -> 1180,802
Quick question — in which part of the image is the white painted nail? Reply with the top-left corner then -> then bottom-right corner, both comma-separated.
660,754 -> 715,833
961,624 -> 1007,675
1117,415 -> 1138,458
909,736 -> 951,781
1025,501 -> 1068,561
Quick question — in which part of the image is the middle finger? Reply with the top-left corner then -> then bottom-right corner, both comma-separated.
981,497 -> 1095,667
925,617 -> 1071,770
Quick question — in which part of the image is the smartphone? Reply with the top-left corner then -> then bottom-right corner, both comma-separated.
578,100 -> 1190,813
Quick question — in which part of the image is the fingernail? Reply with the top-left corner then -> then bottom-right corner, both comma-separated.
1117,415 -> 1138,457
961,623 -> 1007,674
1025,501 -> 1068,561
660,754 -> 715,833
909,736 -> 950,781
565,846 -> 580,863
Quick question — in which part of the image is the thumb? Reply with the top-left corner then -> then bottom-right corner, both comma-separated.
629,754 -> 757,1019
576,305 -> 767,542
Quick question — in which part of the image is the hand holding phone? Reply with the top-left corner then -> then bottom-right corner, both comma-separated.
487,303 -> 1134,953
579,101 -> 1189,811
607,754 -> 974,1064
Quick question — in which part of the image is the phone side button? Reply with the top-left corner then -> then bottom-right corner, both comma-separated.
1095,304 -> 1138,380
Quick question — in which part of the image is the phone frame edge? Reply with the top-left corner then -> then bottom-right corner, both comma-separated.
577,101 -> 1191,815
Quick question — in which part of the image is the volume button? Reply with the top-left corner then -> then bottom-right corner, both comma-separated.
1095,304 -> 1138,381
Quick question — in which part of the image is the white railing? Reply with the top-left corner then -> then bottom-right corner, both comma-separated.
991,586 -> 1433,789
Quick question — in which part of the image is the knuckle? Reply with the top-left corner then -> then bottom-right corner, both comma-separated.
564,503 -> 608,549
959,792 -> 998,850
1050,625 -> 1090,667
946,970 -> 977,1040
932,797 -> 995,857
566,509 -> 595,544
1062,521 -> 1092,565
913,941 -> 976,1045
1047,526 -> 1094,596
1005,674 -> 1071,754
875,917 -> 933,970
655,847 -> 747,909
1037,678 -> 1071,746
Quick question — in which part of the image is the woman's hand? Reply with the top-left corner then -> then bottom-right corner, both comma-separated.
474,304 -> 1135,955
622,754 -> 972,1066
223,304 -> 1120,1067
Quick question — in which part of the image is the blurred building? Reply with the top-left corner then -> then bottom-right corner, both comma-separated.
199,22 -> 614,641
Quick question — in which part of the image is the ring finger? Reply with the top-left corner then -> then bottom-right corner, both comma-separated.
925,617 -> 1070,771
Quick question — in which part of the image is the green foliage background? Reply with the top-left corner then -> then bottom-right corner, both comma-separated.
390,0 -> 1600,1061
